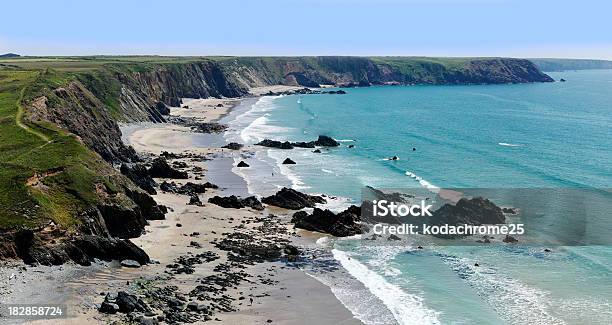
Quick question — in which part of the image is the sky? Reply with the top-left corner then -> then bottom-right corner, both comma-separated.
1,0 -> 611,59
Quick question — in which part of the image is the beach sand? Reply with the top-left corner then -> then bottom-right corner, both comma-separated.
1,93 -> 361,325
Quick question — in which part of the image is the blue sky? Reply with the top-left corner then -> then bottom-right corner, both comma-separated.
1,0 -> 611,59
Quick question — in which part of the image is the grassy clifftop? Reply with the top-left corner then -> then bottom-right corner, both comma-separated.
0,69 -> 134,231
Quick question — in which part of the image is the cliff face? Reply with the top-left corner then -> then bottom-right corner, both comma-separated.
216,56 -> 553,88
28,57 -> 552,164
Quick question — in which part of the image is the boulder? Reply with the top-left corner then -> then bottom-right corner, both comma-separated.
282,158 -> 296,165
503,235 -> 518,243
99,301 -> 120,314
209,195 -> 244,209
115,291 -> 149,313
256,139 -> 294,149
120,163 -> 157,194
222,142 -> 244,150
208,195 -> 264,211
148,157 -> 188,179
262,187 -> 326,210
237,161 -> 250,168
313,149 -> 322,153
428,197 -> 506,238
188,194 -> 202,206
291,205 -> 363,237
314,135 -> 339,147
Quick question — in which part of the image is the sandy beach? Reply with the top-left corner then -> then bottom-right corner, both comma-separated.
1,92 -> 361,325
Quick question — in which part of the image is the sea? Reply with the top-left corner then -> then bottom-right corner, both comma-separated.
220,70 -> 612,324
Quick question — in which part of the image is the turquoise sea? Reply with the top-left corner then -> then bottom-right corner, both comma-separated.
223,70 -> 612,324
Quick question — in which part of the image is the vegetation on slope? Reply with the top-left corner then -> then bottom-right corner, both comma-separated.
0,68 -> 133,231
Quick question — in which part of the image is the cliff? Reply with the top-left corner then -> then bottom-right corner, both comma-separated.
0,56 -> 552,264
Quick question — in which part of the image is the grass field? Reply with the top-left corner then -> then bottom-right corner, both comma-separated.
0,68 -> 123,230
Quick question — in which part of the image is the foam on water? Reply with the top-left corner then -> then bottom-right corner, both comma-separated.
438,252 -> 565,325
405,171 -> 440,194
333,249 -> 441,325
498,142 -> 524,147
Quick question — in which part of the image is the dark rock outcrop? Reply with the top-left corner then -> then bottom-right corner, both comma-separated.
120,163 -> 157,194
314,135 -> 339,147
13,230 -> 150,266
429,197 -> 505,227
237,161 -> 250,168
282,158 -> 296,165
124,187 -> 167,220
148,157 -> 188,179
98,203 -> 147,239
222,142 -> 244,150
262,188 -> 325,210
208,195 -> 264,211
154,101 -> 170,115
291,205 -> 364,237
256,136 -> 339,149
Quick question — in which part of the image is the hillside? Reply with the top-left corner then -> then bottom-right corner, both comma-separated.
530,58 -> 612,71
0,56 -> 552,263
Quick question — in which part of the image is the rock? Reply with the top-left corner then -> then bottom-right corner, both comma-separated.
544,248 -> 551,252
209,195 -> 244,209
292,141 -> 316,148
124,187 -> 166,221
314,135 -> 339,147
291,205 -> 364,237
256,139 -> 294,149
560,78 -> 566,82
429,197 -> 506,239
282,158 -> 296,164
155,101 -> 170,115
72,235 -> 151,265
348,144 -> 355,148
474,263 -> 480,267
237,161 -> 250,168
120,163 -> 157,194
242,196 -> 265,211
188,194 -> 202,206
99,301 -> 120,314
222,142 -> 244,150
115,291 -> 149,313
121,259 -> 141,268
312,149 -> 321,153
208,195 -> 264,211
262,187 -> 326,210
148,157 -> 188,179
187,301 -> 199,311
502,207 -> 518,215
176,223 -> 183,227
388,234 -> 401,241
503,235 -> 518,243
98,203 -> 147,239
390,156 -> 399,160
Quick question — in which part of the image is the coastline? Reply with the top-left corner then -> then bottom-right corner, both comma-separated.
0,88 -> 362,325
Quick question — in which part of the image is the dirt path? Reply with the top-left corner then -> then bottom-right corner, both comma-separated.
15,84 -> 50,143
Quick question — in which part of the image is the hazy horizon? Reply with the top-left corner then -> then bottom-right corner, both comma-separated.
1,0 -> 612,60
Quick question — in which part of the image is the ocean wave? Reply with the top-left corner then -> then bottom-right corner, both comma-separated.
439,253 -> 565,325
333,249 -> 441,325
498,142 -> 524,147
405,171 -> 440,194
336,139 -> 356,142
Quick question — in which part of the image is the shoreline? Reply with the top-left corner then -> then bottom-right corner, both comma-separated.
0,88 -> 362,324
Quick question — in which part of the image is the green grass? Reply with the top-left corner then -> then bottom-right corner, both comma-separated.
0,69 -> 127,230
